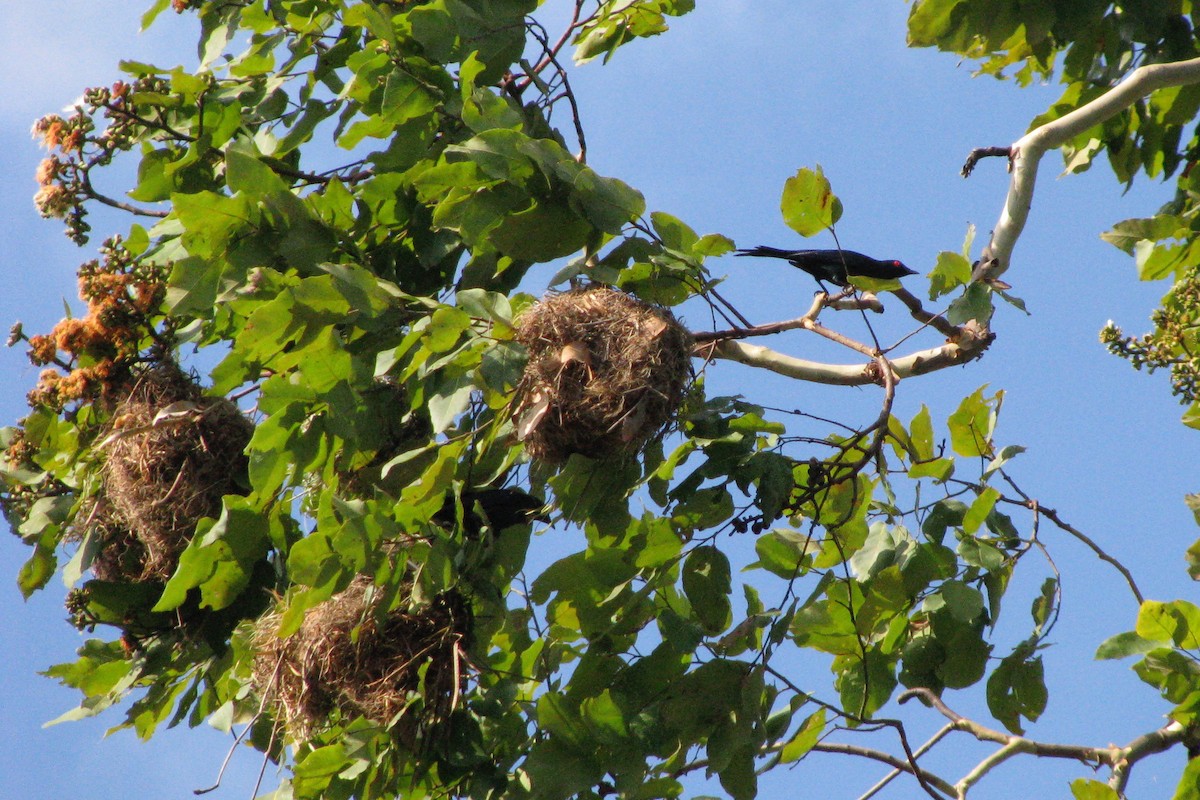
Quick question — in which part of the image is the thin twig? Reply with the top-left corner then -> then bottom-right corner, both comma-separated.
763,666 -> 944,799
704,284 -> 754,328
995,471 -> 1144,605
812,742 -> 955,798
526,19 -> 587,161
80,172 -> 169,218
960,146 -> 1013,178
888,287 -> 961,339
858,723 -> 956,800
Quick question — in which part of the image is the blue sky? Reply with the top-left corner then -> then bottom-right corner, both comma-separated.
2,3 -> 1197,798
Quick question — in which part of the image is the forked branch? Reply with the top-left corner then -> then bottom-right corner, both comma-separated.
968,56 -> 1200,278
898,687 -> 1192,798
698,290 -> 993,386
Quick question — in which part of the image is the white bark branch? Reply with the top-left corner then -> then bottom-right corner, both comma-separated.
708,322 -> 992,386
980,56 -> 1200,276
900,688 -> 1192,798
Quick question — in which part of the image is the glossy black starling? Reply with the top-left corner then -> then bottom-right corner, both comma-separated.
736,246 -> 917,289
436,488 -> 548,536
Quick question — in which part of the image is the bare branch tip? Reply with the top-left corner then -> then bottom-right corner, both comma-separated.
961,146 -> 1014,178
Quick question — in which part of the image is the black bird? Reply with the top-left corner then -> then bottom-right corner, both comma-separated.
736,246 -> 917,289
435,487 -> 548,537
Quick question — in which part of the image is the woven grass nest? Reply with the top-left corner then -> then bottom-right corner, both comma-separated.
513,286 -> 692,463
83,362 -> 253,583
252,576 -> 469,744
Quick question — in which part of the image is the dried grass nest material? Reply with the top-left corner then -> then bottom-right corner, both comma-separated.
252,577 -> 469,743
513,286 -> 693,463
85,362 -> 253,582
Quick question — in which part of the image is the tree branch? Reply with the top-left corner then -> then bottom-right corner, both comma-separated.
79,171 -> 169,218
899,688 -> 1192,798
992,472 -> 1145,606
695,283 -> 990,385
812,742 -> 956,798
1110,720 -> 1188,794
970,56 -> 1200,278
705,322 -> 992,386
888,287 -> 960,339
858,723 -> 956,800
960,146 -> 1013,178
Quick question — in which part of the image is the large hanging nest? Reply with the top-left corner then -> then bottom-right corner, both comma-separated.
85,362 -> 253,582
80,492 -> 149,584
252,576 -> 469,745
513,286 -> 692,463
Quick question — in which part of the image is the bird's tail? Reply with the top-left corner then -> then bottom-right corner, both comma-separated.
734,245 -> 796,260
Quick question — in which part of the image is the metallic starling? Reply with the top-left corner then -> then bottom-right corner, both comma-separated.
736,246 -> 917,289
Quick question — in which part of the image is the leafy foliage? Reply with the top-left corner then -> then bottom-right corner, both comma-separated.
6,2 -> 1200,800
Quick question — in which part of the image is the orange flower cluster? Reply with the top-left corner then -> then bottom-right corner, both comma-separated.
29,79 -> 155,244
25,238 -> 167,410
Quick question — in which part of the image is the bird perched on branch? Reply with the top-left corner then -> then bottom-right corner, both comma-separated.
735,246 -> 916,289
435,487 -> 548,537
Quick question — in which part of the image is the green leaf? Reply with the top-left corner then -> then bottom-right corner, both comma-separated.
947,386 -> 1000,458
983,444 -> 1025,478
1188,494 -> 1200,527
1186,533 -> 1200,581
1136,600 -> 1200,649
963,487 -> 1000,534
140,0 -> 171,30
651,211 -> 699,253
456,288 -> 513,325
849,523 -> 897,581
682,545 -> 732,635
946,281 -> 994,325
933,621 -> 991,689
779,708 -> 825,763
427,374 -> 476,433
1095,630 -> 1162,660
225,138 -> 289,196
929,250 -> 972,299
633,516 -> 683,568
1184,402 -> 1200,431
292,744 -> 348,796
1030,577 -> 1057,632
523,738 -> 603,800
922,499 -> 966,545
909,405 -> 935,461
18,530 -> 57,599
987,642 -> 1046,734
128,148 -> 178,202
1070,778 -> 1121,800
165,255 -> 219,316
908,457 -> 954,482
490,200 -> 592,261
957,535 -> 1006,571
154,498 -> 271,612
939,580 -> 985,623
715,742 -> 756,800
780,166 -> 842,236
569,169 -> 645,234
833,646 -> 897,716
1172,756 -> 1200,800
1100,215 -> 1185,255
753,530 -> 811,579
382,68 -> 438,124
